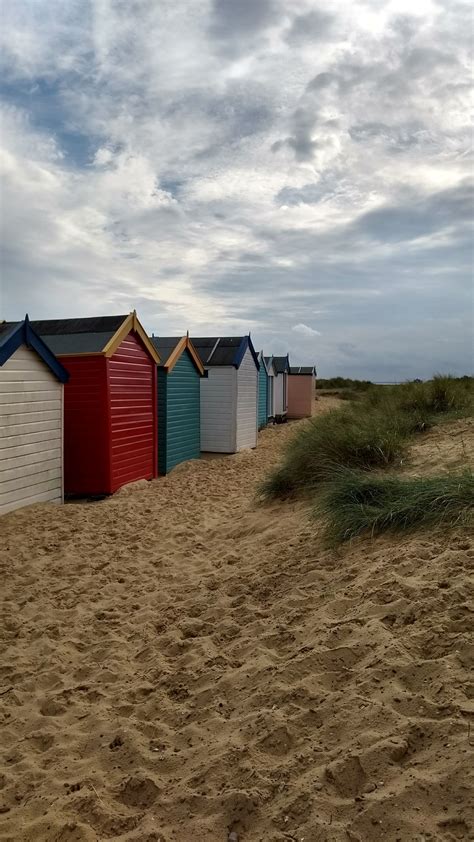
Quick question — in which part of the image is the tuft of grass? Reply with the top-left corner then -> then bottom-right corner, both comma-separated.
314,470 -> 474,544
260,406 -> 411,500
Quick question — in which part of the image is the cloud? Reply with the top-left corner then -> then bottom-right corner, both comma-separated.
0,0 -> 472,378
284,9 -> 337,45
292,323 -> 321,337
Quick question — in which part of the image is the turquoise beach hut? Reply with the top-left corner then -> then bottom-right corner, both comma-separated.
257,351 -> 269,430
150,335 -> 204,475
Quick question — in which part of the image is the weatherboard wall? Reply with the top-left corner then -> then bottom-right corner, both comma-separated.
0,344 -> 64,515
200,367 -> 236,452
56,330 -> 157,495
157,349 -> 201,474
258,361 -> 268,429
107,332 -> 156,491
236,347 -> 258,450
287,374 -> 314,418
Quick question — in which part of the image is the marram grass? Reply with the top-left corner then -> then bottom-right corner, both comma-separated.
314,470 -> 474,544
261,375 -> 473,501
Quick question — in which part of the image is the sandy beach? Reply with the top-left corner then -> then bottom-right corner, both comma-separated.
0,398 -> 473,841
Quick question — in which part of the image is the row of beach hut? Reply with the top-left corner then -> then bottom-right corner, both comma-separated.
0,312 -> 316,514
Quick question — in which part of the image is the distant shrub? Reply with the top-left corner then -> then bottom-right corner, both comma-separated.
317,377 -> 373,391
314,470 -> 474,544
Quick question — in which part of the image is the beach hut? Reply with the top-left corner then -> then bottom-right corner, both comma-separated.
257,351 -> 269,430
149,335 -> 204,475
191,336 -> 259,453
272,355 -> 290,420
288,366 -> 317,419
32,312 -> 160,496
0,316 -> 69,515
264,356 -> 276,421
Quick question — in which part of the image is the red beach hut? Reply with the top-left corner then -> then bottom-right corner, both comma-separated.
32,312 -> 160,496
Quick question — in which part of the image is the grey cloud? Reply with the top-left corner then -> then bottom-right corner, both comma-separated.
284,9 -> 336,45
272,106 -> 320,161
209,0 -> 280,43
276,182 -> 329,206
306,72 -> 337,91
356,181 -> 473,242
349,121 -> 429,152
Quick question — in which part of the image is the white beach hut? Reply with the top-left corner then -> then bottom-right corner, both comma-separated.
0,317 -> 69,515
192,336 -> 260,453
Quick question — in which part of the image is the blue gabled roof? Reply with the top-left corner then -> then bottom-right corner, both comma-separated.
0,316 -> 69,382
192,335 -> 260,370
233,336 -> 260,370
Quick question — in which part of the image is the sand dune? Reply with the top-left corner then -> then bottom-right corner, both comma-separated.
0,399 -> 472,841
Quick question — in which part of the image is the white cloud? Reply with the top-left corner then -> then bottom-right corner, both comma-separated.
292,323 -> 321,337
0,0 -> 471,377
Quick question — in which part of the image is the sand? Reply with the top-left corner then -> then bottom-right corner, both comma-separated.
0,399 -> 473,842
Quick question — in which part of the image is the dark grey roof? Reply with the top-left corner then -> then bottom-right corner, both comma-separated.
289,366 -> 316,375
191,336 -> 245,366
0,322 -> 20,342
273,355 -> 290,374
149,336 -> 182,365
31,315 -> 127,335
31,315 -> 128,355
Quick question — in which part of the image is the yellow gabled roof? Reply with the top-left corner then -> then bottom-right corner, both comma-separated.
102,311 -> 161,363
163,335 -> 204,376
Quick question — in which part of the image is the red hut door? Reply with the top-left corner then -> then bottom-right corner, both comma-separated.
107,332 -> 157,492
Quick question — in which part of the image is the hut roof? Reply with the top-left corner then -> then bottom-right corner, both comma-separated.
149,336 -> 204,375
191,336 -> 259,369
273,355 -> 290,374
31,313 -> 160,362
289,366 -> 317,375
0,316 -> 69,381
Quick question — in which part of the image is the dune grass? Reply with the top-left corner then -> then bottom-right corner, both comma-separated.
261,375 -> 473,502
261,406 -> 412,499
314,470 -> 474,544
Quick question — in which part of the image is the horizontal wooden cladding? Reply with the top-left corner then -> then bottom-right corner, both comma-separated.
1,419 -> 61,439
0,408 -> 61,425
0,380 -> 62,392
0,466 -> 61,496
0,390 -> 61,405
0,344 -> 64,515
200,367 -> 235,453
1,446 -> 61,472
0,479 -> 62,515
1,456 -> 61,484
108,332 -> 156,490
0,368 -> 63,382
1,435 -> 61,457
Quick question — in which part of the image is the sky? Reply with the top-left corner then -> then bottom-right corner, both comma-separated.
0,0 -> 472,380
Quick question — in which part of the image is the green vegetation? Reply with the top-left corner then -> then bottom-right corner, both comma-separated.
317,377 -> 374,391
261,374 -> 473,543
260,405 -> 412,499
315,470 -> 474,544
317,377 -> 375,400
364,374 -> 473,417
